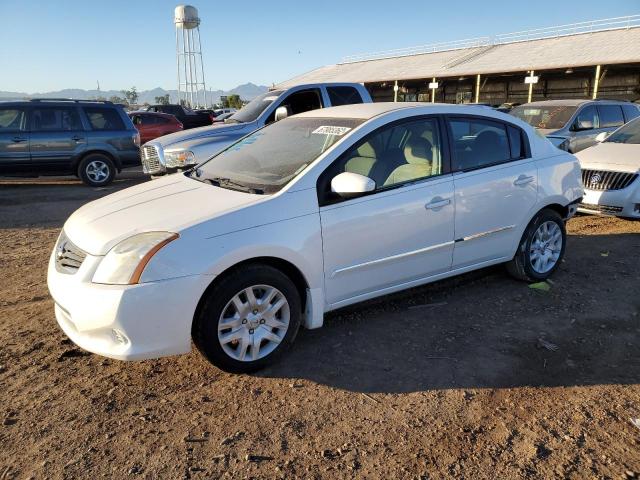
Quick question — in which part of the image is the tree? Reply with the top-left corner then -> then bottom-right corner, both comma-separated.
121,86 -> 139,106
222,94 -> 243,109
154,94 -> 170,105
109,95 -> 127,105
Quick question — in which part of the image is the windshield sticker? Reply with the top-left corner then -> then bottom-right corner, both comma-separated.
229,132 -> 262,151
312,126 -> 352,136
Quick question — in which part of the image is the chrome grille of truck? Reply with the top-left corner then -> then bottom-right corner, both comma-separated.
142,145 -> 161,174
581,169 -> 638,191
54,232 -> 86,274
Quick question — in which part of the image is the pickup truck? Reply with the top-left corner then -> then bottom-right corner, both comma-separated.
145,104 -> 214,130
140,83 -> 372,175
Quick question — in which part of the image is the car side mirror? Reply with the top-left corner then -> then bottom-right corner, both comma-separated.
331,172 -> 376,198
595,131 -> 609,142
274,106 -> 291,122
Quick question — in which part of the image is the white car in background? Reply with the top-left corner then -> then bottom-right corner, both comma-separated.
576,117 -> 640,218
48,103 -> 582,373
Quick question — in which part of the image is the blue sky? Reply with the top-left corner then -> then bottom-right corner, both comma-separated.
0,0 -> 637,93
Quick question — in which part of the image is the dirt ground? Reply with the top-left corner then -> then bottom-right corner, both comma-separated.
1,172 -> 639,480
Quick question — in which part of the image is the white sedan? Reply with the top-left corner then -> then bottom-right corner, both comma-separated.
48,103 -> 583,372
576,117 -> 640,218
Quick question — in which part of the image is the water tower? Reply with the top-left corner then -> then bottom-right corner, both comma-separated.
175,5 -> 207,107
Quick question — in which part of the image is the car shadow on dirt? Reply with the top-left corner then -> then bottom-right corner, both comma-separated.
260,233 -> 640,394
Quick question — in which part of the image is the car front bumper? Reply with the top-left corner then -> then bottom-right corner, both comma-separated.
47,247 -> 213,361
578,180 -> 640,218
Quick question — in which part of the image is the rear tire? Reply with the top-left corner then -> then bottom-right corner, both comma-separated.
193,264 -> 301,373
506,209 -> 566,282
78,153 -> 115,187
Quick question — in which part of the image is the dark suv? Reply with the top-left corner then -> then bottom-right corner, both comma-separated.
0,99 -> 141,186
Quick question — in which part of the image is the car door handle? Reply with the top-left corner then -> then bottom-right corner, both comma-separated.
11,136 -> 27,143
71,135 -> 85,142
514,175 -> 534,186
425,197 -> 451,210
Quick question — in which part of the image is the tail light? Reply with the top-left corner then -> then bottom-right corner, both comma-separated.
209,114 -> 214,123
177,122 -> 184,130
133,132 -> 141,147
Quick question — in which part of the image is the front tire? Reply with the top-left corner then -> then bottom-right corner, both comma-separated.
506,209 -> 566,282
78,154 -> 115,187
193,264 -> 301,373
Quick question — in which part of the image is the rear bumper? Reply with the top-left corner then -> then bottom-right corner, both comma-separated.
47,248 -> 213,361
119,150 -> 141,168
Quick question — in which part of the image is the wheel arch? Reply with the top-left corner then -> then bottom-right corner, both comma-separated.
74,149 -> 121,173
192,256 -> 312,335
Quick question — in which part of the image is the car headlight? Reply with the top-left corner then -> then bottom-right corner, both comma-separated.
164,150 -> 195,169
92,232 -> 179,285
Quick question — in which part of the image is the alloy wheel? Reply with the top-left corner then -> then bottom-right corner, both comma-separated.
529,221 -> 563,274
217,284 -> 290,362
86,160 -> 109,183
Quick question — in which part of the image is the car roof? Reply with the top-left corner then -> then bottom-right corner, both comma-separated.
294,102 -> 502,120
0,99 -> 120,108
521,99 -> 628,107
128,111 -> 175,118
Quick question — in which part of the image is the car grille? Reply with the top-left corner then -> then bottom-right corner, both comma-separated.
54,232 -> 86,274
142,145 -> 162,174
579,203 -> 624,215
581,169 -> 638,191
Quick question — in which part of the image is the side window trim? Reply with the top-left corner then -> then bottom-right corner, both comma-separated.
316,114 -> 451,207
444,114 -> 531,174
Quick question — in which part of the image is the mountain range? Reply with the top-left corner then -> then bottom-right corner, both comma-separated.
0,83 -> 269,105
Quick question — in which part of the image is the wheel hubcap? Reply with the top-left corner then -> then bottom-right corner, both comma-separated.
86,160 -> 109,183
217,285 -> 290,362
529,221 -> 562,274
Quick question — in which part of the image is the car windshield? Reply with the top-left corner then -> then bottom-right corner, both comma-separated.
190,117 -> 363,194
227,90 -> 283,123
511,105 -> 577,130
605,117 -> 640,144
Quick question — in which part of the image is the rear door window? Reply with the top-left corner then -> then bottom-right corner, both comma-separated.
83,107 -> 125,131
326,86 -> 364,106
448,118 -> 512,171
31,107 -> 82,131
597,105 -> 624,128
622,104 -> 640,122
0,108 -> 27,132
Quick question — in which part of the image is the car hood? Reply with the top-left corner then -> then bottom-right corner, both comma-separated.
575,143 -> 640,173
64,174 -> 264,256
538,128 -> 562,137
150,122 -> 251,149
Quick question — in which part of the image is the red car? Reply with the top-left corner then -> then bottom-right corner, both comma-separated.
128,111 -> 183,144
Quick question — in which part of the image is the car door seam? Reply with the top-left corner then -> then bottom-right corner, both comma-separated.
331,240 -> 455,278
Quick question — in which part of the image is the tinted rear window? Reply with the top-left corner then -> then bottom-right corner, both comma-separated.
622,104 -> 640,122
327,86 -> 363,106
32,107 -> 82,131
597,105 -> 624,128
83,107 -> 125,131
